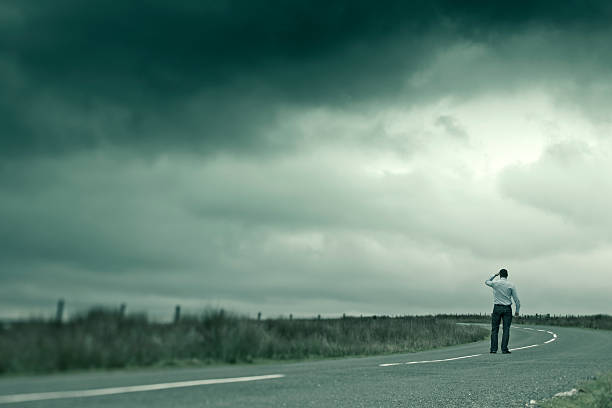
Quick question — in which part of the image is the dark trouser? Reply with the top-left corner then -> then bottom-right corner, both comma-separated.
491,304 -> 512,352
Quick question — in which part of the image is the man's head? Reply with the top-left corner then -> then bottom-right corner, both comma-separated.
499,269 -> 508,278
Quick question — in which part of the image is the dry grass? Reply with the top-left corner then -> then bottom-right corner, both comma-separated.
438,313 -> 612,331
0,309 -> 488,375
537,373 -> 612,408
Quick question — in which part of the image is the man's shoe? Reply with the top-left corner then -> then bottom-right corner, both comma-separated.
490,351 -> 497,354
502,350 -> 511,354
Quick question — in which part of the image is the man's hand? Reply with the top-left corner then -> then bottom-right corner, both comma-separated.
514,312 -> 519,317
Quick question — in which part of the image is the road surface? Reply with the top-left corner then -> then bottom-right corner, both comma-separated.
1,324 -> 611,407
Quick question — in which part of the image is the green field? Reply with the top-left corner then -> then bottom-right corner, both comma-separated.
2,310 -> 611,377
0,308 -> 489,375
440,313 -> 612,331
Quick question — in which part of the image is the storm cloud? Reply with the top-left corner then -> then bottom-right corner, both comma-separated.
2,1 -> 612,319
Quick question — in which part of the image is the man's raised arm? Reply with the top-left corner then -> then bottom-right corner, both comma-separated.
485,271 -> 499,287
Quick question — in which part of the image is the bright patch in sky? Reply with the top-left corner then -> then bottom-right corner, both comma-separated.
2,1 -> 612,318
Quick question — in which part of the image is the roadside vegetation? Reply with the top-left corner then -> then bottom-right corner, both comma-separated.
536,372 -> 612,408
437,313 -> 612,331
0,308 -> 488,375
2,310 -> 609,376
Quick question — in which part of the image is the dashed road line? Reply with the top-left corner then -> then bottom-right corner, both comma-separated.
509,344 -> 539,351
380,354 -> 482,366
379,326 -> 558,367
0,374 -> 285,404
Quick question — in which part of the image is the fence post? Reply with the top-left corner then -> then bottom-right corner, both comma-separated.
317,314 -> 321,320
174,305 -> 181,323
257,312 -> 261,321
55,299 -> 65,324
119,303 -> 126,318
289,314 -> 293,320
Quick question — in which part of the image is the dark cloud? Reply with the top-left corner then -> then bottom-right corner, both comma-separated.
3,0 -> 612,158
2,2 -> 612,318
435,115 -> 468,140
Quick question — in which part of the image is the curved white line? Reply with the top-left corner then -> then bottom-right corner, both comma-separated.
405,353 -> 483,365
0,374 -> 285,404
379,325 -> 558,367
509,344 -> 539,351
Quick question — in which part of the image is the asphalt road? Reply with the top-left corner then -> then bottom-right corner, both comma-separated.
1,324 -> 611,407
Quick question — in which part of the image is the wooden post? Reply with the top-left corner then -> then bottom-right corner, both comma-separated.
342,313 -> 346,319
55,299 -> 65,324
174,305 -> 181,323
257,312 -> 261,321
119,303 -> 126,317
317,314 -> 321,320
289,314 -> 293,320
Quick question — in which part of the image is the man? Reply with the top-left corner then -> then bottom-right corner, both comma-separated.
485,268 -> 520,354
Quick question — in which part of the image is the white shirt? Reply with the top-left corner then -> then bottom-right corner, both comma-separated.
485,275 -> 521,314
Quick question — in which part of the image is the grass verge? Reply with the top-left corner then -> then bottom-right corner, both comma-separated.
536,373 -> 612,408
0,309 -> 488,375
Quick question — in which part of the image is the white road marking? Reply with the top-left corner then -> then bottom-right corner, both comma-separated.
380,353 -> 483,366
509,344 -> 539,351
379,325 -> 558,367
404,353 -> 483,365
0,374 -> 285,404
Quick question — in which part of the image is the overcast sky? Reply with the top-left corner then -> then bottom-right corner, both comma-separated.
2,1 -> 612,319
